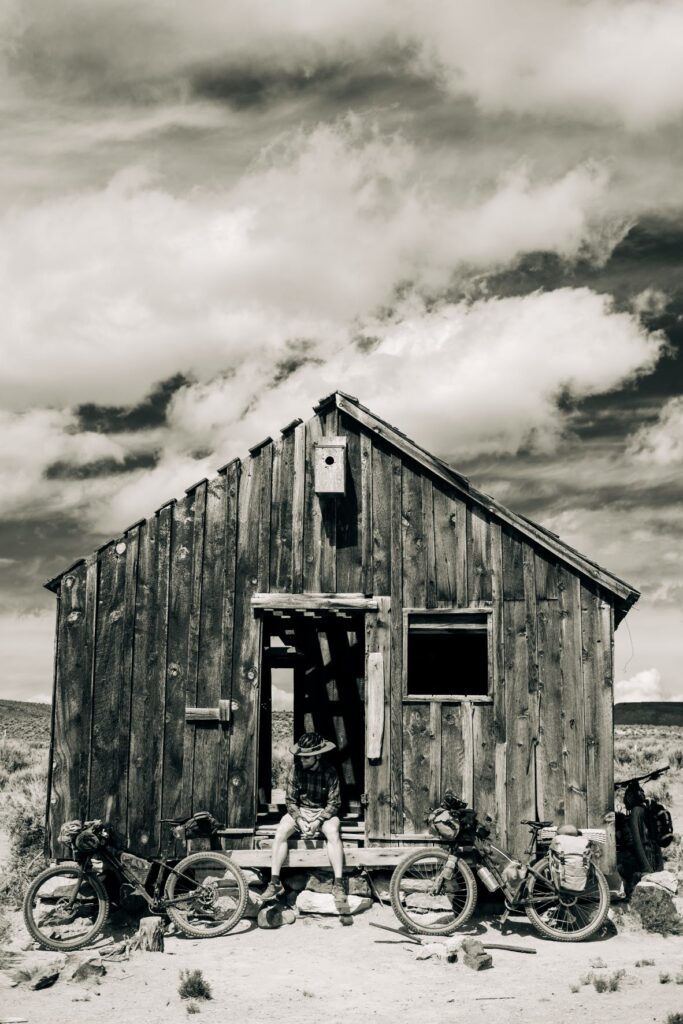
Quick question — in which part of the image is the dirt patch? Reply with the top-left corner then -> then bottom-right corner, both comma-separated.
4,903 -> 683,1024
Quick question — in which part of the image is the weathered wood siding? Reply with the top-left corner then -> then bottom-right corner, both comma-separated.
48,407 -> 616,860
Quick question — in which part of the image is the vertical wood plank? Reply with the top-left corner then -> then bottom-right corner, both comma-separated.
371,440 -> 392,597
581,582 -> 613,832
89,539 -> 135,823
461,701 -> 474,808
50,562 -> 93,849
441,703 -> 464,801
319,409 -> 337,593
601,598 -> 617,875
502,528 -> 535,858
271,435 -> 294,593
422,477 -> 437,608
162,494 -> 196,846
390,454 -> 403,833
490,520 -> 506,744
473,704 -> 497,834
360,430 -> 373,595
401,464 -> 425,608
336,417 -> 363,593
303,415 -> 324,592
558,568 -> 588,828
218,459 -> 241,824
433,487 -> 467,607
535,552 -> 565,826
429,701 -> 442,808
523,542 -> 541,818
193,474 -> 228,815
468,506 -> 492,605
364,597 -> 391,839
291,423 -> 306,593
128,513 -> 169,852
180,483 -> 207,819
402,703 -> 431,832
228,453 -> 264,828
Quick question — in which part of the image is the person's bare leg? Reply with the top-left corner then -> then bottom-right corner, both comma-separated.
321,816 -> 344,878
271,813 -> 298,877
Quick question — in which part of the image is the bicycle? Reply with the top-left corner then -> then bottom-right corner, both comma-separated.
390,794 -> 610,942
615,765 -> 673,875
23,813 -> 248,952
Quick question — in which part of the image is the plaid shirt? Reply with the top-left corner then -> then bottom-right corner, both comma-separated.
285,760 -> 341,821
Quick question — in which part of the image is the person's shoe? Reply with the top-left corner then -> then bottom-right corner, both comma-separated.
332,879 -> 350,915
260,880 -> 285,903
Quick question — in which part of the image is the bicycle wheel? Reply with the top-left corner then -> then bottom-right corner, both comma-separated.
629,806 -> 662,873
23,862 -> 109,952
390,848 -> 477,936
524,857 -> 609,942
164,852 -> 248,938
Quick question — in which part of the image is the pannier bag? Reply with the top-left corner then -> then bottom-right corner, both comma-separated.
548,834 -> 593,892
650,801 -> 674,848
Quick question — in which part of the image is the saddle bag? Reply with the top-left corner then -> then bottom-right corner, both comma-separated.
548,834 -> 592,892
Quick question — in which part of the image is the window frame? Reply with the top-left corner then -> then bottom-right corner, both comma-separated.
402,608 -> 493,703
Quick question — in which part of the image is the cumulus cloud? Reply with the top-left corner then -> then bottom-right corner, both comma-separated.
7,1 -> 683,130
0,118 -> 621,414
0,610 -> 55,700
628,396 -> 683,465
614,667 -> 683,702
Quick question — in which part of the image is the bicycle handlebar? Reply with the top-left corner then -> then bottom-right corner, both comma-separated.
614,765 -> 670,789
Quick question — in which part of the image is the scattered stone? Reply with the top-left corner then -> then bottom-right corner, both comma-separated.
591,957 -> 608,969
257,906 -> 286,929
305,871 -> 371,898
63,952 -> 106,984
641,871 -> 678,895
12,961 -> 62,990
461,938 -> 493,971
415,938 -> 459,963
630,878 -> 683,935
295,891 -> 372,916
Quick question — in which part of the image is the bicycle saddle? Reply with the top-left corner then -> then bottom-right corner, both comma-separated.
520,819 -> 553,829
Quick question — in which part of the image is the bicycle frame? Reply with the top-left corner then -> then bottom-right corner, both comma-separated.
67,847 -> 217,915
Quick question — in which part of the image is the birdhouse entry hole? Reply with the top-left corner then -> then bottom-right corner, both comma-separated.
325,455 -> 335,466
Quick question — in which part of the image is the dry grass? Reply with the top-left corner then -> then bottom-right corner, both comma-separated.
0,736 -> 49,906
178,970 -> 212,1001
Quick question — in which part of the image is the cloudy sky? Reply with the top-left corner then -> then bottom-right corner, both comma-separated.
1,0 -> 682,704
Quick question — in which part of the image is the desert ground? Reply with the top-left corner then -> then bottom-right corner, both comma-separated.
1,706 -> 682,1023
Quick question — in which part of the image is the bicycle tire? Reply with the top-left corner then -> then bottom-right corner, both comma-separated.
524,857 -> 609,942
390,847 -> 477,936
164,852 -> 248,938
629,805 -> 662,873
23,862 -> 110,952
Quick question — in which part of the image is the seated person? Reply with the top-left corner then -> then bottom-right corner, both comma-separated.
261,732 -> 348,912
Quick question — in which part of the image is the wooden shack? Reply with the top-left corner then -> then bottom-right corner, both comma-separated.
45,391 -> 639,869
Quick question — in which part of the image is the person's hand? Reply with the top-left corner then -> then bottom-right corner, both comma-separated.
296,817 -> 309,835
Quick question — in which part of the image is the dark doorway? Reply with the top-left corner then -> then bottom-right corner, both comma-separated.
258,612 -> 365,818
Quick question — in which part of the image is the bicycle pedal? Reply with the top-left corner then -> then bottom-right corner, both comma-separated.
498,909 -> 510,927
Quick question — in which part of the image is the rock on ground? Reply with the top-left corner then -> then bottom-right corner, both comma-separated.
296,891 -> 372,916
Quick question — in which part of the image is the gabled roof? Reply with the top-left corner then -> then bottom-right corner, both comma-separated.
45,390 -> 640,623
319,391 -> 639,624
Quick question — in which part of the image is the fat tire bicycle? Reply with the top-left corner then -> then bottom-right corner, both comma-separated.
23,814 -> 248,952
390,798 -> 610,943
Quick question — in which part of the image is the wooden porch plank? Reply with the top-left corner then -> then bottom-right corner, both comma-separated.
226,846 -> 434,867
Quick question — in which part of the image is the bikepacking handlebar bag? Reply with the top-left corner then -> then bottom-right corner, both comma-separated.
548,834 -> 593,892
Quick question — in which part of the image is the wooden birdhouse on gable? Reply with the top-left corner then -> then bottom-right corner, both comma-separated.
314,436 -> 347,494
